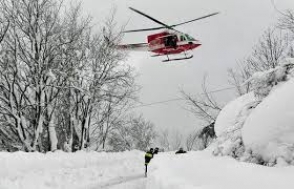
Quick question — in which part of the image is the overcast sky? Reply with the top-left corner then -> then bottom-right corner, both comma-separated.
79,0 -> 294,135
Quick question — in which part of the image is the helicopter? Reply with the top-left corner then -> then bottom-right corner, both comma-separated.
116,7 -> 219,62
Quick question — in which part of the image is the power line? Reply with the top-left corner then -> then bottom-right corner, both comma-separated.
130,86 -> 235,109
131,98 -> 184,108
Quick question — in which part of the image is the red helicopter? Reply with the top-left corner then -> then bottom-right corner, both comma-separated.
117,7 -> 219,62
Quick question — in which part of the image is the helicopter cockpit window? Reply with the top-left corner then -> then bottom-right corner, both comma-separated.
180,35 -> 186,41
185,34 -> 195,41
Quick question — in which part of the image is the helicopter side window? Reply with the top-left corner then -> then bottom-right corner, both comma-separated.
180,35 -> 186,41
185,34 -> 195,41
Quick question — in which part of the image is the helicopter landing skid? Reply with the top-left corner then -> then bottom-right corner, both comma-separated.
162,55 -> 193,62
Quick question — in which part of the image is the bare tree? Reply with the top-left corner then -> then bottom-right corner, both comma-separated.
249,29 -> 286,70
90,93 -> 133,150
172,131 -> 183,150
181,75 -> 222,125
158,129 -> 171,151
130,115 -> 156,151
0,20 -> 9,44
108,121 -> 133,151
108,114 -> 156,151
278,10 -> 294,59
186,130 -> 200,151
279,10 -> 294,35
157,129 -> 184,151
228,27 -> 289,96
228,66 -> 251,96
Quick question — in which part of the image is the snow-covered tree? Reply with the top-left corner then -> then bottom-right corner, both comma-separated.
0,19 -> 9,44
229,26 -> 293,96
108,115 -> 156,151
0,0 -> 138,152
158,129 -> 184,151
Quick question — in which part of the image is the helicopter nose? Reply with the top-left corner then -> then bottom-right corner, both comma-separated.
189,40 -> 201,45
188,41 -> 201,49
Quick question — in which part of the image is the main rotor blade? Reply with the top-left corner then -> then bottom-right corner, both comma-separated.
124,8 -> 219,33
123,26 -> 165,33
170,12 -> 220,27
129,7 -> 172,29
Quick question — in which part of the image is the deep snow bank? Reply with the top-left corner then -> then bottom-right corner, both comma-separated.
0,150 -> 145,189
212,92 -> 258,158
242,78 -> 294,164
148,151 -> 294,189
214,92 -> 257,137
212,58 -> 294,165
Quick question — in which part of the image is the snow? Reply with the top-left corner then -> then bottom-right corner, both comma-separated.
211,60 -> 294,165
1,150 -> 294,189
242,78 -> 294,163
214,92 -> 257,137
149,151 -> 294,189
249,66 -> 288,100
211,92 -> 258,158
0,150 -> 146,189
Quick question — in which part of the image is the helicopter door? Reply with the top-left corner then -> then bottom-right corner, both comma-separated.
164,35 -> 177,48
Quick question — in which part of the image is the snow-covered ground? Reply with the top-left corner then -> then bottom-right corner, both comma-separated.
0,150 -> 146,189
1,150 -> 294,189
2,61 -> 294,189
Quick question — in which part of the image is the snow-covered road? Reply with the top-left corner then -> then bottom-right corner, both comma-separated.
0,150 -> 294,189
0,150 -> 147,189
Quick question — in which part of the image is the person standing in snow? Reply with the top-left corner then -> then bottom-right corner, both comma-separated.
144,148 -> 154,177
153,147 -> 159,155
175,147 -> 187,154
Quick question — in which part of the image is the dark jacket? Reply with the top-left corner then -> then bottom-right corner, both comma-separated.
145,150 -> 153,165
153,148 -> 159,154
175,149 -> 187,154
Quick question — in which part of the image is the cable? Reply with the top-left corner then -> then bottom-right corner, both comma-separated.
130,86 -> 235,109
130,98 -> 185,108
